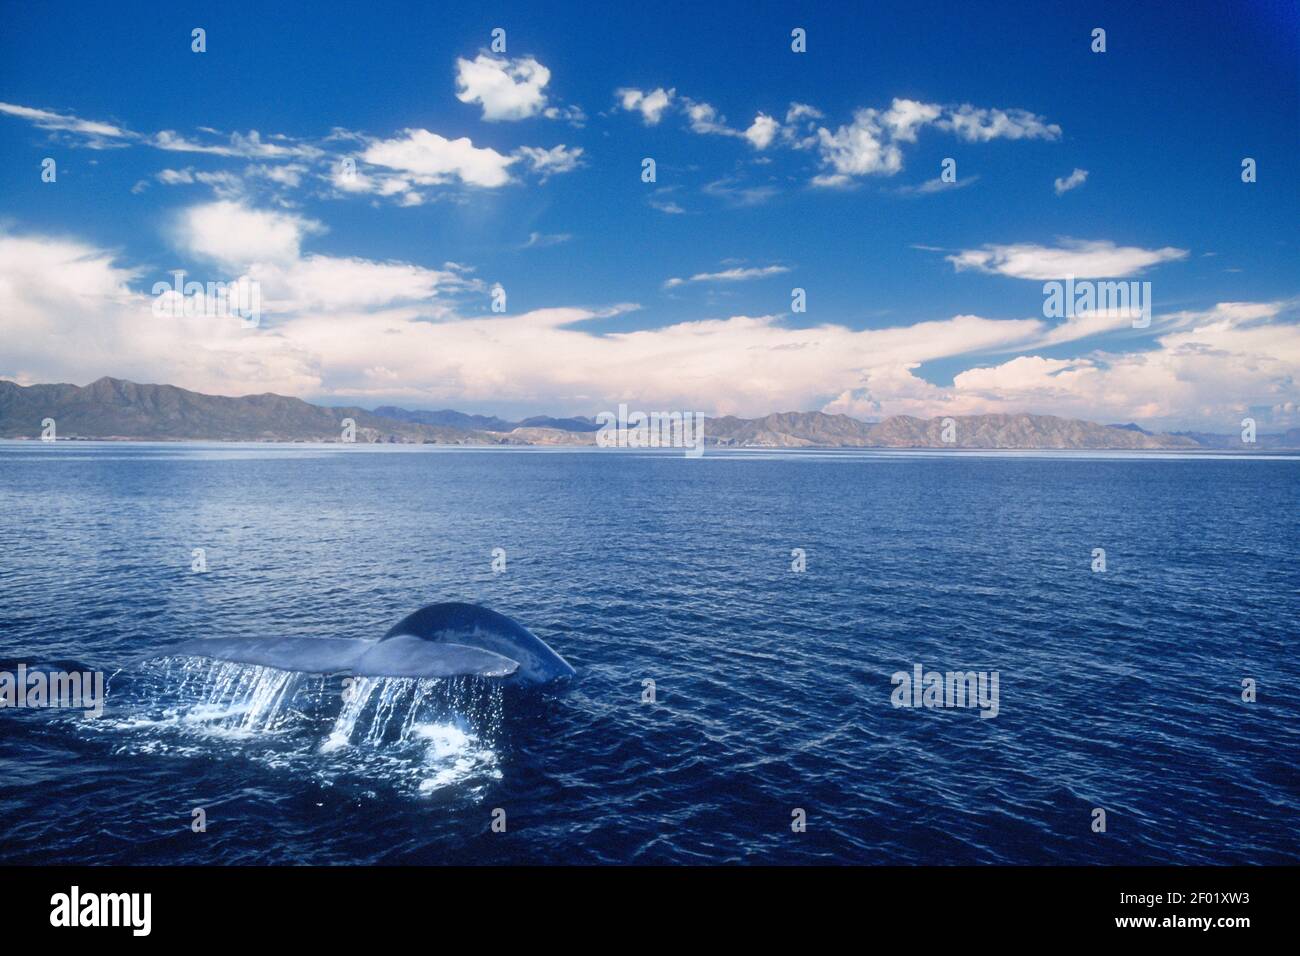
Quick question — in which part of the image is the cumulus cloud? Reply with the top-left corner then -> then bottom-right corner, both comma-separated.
620,90 -> 781,150
947,239 -> 1189,280
615,87 -> 674,125
5,222 -> 1293,430
177,201 -> 323,268
608,90 -> 1057,179
247,256 -> 475,313
0,226 -> 1035,412
744,113 -> 779,150
0,233 -> 322,397
823,301 -> 1300,429
881,99 -> 942,142
1054,167 -> 1088,195
455,54 -> 552,121
814,109 -> 905,184
361,129 -> 517,188
683,99 -> 732,136
811,98 -> 1059,186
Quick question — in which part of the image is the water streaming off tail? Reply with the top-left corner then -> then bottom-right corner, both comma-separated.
83,656 -> 505,797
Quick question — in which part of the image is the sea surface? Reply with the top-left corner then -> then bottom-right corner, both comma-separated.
1,441 -> 1297,865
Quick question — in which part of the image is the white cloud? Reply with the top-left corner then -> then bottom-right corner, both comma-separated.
785,103 -> 823,122
608,91 -> 1058,180
0,100 -> 323,163
178,201 -> 323,268
812,98 -> 1060,186
154,167 -> 245,199
648,194 -> 686,214
684,99 -> 732,135
626,93 -> 781,150
663,265 -> 790,289
543,104 -> 587,125
815,109 -> 904,180
744,113 -> 779,150
0,233 -> 321,397
152,129 -> 320,160
881,99 -> 941,142
455,54 -> 552,121
701,178 -> 777,207
156,168 -> 196,185
248,255 -> 473,312
6,224 -> 1294,430
615,87 -> 674,125
937,105 -> 1061,142
0,101 -> 132,140
947,239 -> 1189,280
1054,167 -> 1088,195
250,163 -> 308,187
824,305 -> 1300,429
522,231 -> 573,249
896,174 -> 980,196
514,144 -> 584,180
361,129 -> 517,188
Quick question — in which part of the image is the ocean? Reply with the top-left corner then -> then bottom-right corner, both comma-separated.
1,441 -> 1296,864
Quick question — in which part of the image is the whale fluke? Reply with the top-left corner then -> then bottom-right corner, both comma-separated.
164,602 -> 573,686
384,602 -> 576,685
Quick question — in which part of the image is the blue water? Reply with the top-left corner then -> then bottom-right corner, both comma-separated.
1,442 -> 1297,864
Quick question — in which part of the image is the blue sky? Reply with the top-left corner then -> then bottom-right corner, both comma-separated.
1,0 -> 1297,429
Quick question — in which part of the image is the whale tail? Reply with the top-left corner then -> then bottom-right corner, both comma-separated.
165,602 -> 573,686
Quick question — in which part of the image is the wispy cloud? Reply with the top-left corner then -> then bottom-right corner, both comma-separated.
0,101 -> 132,142
1054,167 -> 1088,195
946,239 -> 1189,280
521,231 -> 573,249
896,174 -> 980,197
514,144 -> 584,180
663,265 -> 790,289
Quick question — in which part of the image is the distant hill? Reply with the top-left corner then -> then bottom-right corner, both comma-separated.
707,411 -> 877,447
0,378 -> 494,443
865,413 -> 1200,449
705,410 -> 1200,449
2,377 -> 1292,449
371,406 -> 601,433
1108,422 -> 1152,435
372,405 -> 518,433
517,414 -> 601,433
1171,428 -> 1300,450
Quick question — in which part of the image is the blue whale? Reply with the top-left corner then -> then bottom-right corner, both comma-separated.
167,602 -> 575,687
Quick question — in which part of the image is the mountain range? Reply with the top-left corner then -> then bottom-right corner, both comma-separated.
1,377 -> 1293,450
